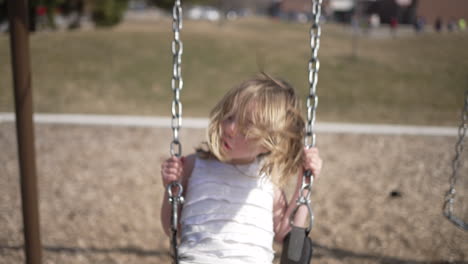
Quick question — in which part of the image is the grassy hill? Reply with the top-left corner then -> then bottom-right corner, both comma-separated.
1,18 -> 467,126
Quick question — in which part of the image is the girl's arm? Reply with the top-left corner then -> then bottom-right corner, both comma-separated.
273,147 -> 322,242
272,177 -> 309,242
160,154 -> 195,236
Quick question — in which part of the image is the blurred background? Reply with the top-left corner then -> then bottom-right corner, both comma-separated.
1,1 -> 468,264
1,0 -> 467,125
1,0 -> 468,33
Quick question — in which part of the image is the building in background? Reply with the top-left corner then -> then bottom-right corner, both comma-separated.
357,0 -> 468,25
366,0 -> 416,24
272,0 -> 355,22
364,0 -> 468,25
273,0 -> 468,26
415,0 -> 468,25
278,0 -> 312,22
327,0 -> 354,22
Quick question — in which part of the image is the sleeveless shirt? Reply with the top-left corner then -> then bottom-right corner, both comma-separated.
178,157 -> 275,264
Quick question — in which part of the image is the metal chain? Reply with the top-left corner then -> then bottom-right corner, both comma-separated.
168,0 -> 184,263
443,90 -> 468,231
305,0 -> 322,150
290,0 -> 323,233
171,0 -> 183,157
167,182 -> 184,263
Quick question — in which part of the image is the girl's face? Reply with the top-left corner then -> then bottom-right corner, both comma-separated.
220,115 -> 267,164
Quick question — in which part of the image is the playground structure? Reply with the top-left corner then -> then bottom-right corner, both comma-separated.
4,0 -> 467,264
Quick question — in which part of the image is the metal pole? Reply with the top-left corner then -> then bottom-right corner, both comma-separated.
7,0 -> 43,263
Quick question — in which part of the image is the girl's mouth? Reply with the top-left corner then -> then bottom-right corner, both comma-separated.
223,140 -> 231,150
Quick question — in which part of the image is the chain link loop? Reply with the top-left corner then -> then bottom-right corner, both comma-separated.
443,90 -> 468,231
304,0 -> 322,150
290,0 -> 323,232
290,172 -> 315,232
168,1 -> 184,263
167,182 -> 184,263
167,182 -> 185,226
171,0 -> 183,158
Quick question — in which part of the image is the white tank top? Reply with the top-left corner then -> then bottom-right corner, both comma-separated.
178,157 -> 275,264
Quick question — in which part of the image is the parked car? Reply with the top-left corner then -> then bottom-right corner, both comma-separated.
0,21 -> 8,33
186,5 -> 221,22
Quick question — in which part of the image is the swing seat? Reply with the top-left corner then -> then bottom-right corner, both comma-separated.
280,226 -> 313,264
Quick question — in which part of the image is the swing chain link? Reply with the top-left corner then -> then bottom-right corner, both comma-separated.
167,182 -> 184,264
171,0 -> 183,158
305,0 -> 322,149
443,90 -> 468,231
290,0 -> 323,233
290,170 -> 315,233
168,1 -> 184,263
167,182 -> 185,228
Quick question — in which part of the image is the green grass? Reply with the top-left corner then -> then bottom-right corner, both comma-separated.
1,18 -> 467,126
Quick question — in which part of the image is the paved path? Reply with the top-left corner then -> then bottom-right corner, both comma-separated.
0,112 -> 458,136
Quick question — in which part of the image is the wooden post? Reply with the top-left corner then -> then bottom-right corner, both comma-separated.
7,0 -> 43,263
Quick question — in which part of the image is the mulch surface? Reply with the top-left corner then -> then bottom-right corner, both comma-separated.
1,123 -> 467,264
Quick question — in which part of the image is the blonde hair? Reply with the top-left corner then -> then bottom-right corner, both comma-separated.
197,73 -> 305,187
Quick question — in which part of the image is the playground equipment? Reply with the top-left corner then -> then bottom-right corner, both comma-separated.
443,90 -> 468,231
164,1 -> 324,263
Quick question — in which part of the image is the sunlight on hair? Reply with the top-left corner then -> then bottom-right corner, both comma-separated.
197,73 -> 306,186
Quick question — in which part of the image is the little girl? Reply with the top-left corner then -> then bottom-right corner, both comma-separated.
160,74 -> 323,264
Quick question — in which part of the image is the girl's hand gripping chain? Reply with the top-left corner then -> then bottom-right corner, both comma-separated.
282,147 -> 323,263
296,147 -> 323,227
292,147 -> 323,228
161,156 -> 185,238
302,147 -> 322,179
161,156 -> 185,188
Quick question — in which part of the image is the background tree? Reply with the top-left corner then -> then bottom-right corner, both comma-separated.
91,0 -> 129,27
148,0 -> 218,11
39,0 -> 66,29
0,0 -> 6,24
60,0 -> 84,29
33,0 -> 128,29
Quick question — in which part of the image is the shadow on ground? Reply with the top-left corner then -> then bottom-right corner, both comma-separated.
1,244 -> 167,258
2,243 -> 466,264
